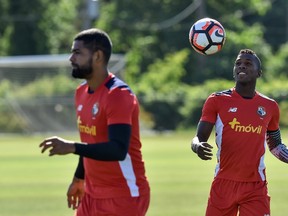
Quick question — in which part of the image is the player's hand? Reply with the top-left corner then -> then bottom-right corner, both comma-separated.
67,177 -> 85,210
197,142 -> 213,160
39,136 -> 75,156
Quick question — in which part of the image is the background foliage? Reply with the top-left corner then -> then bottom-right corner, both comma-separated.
0,0 -> 288,132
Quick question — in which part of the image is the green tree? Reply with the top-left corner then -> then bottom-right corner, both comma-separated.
39,0 -> 81,54
1,0 -> 80,55
134,49 -> 190,130
1,0 -> 288,131
94,0 -> 283,130
96,0 -> 275,84
0,0 -> 12,55
265,43 -> 288,79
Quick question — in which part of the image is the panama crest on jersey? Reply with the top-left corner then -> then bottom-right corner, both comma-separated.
257,106 -> 266,117
92,103 -> 99,117
77,104 -> 83,112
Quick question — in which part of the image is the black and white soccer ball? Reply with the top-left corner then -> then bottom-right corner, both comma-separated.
189,17 -> 226,55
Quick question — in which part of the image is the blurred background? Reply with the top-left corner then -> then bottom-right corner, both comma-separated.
0,0 -> 288,134
2,1 -> 288,216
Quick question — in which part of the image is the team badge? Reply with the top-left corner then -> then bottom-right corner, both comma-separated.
257,106 -> 266,117
77,104 -> 83,111
92,103 -> 99,117
228,107 -> 237,112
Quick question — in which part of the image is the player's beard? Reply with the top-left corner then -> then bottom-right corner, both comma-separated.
71,59 -> 93,79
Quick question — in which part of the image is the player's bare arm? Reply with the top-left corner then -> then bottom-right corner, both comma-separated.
191,121 -> 214,160
67,176 -> 85,210
39,136 -> 76,156
267,129 -> 288,163
39,124 -> 131,161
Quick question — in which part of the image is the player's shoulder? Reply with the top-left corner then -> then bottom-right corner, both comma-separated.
257,92 -> 278,105
211,89 -> 233,97
257,91 -> 274,101
105,75 -> 133,94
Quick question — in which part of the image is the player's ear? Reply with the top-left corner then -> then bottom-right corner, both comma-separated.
93,50 -> 100,62
257,70 -> 262,78
93,50 -> 104,63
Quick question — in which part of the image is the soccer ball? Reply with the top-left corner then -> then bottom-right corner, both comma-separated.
189,17 -> 226,55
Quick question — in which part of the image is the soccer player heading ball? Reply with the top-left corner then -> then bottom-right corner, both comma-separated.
39,28 -> 150,216
191,49 -> 288,215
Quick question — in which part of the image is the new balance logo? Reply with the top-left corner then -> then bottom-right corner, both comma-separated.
228,107 -> 237,112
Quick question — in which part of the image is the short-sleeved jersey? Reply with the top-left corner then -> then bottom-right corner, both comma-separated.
75,73 -> 150,199
201,88 -> 279,182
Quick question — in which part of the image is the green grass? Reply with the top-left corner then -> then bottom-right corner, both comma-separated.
1,131 -> 288,216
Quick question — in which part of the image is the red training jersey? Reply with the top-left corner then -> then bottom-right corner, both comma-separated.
75,73 -> 150,198
201,88 -> 279,182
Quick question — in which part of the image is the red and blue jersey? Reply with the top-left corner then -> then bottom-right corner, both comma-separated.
75,73 -> 150,198
201,88 -> 279,182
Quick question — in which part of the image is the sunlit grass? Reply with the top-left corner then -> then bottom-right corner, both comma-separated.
0,131 -> 288,216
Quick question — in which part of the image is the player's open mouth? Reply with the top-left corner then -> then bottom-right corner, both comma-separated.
238,72 -> 246,75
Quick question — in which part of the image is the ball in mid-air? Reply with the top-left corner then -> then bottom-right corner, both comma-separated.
189,17 -> 226,55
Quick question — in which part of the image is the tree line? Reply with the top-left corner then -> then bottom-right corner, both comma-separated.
0,0 -> 288,131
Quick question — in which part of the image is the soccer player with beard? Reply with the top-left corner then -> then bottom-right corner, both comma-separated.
39,28 -> 150,216
191,49 -> 288,216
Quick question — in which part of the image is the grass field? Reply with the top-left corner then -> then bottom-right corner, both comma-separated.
1,131 -> 288,216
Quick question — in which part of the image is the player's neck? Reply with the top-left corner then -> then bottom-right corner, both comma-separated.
235,83 -> 256,99
86,69 -> 109,91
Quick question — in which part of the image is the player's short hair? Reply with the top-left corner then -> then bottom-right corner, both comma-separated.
74,28 -> 112,64
238,49 -> 261,71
